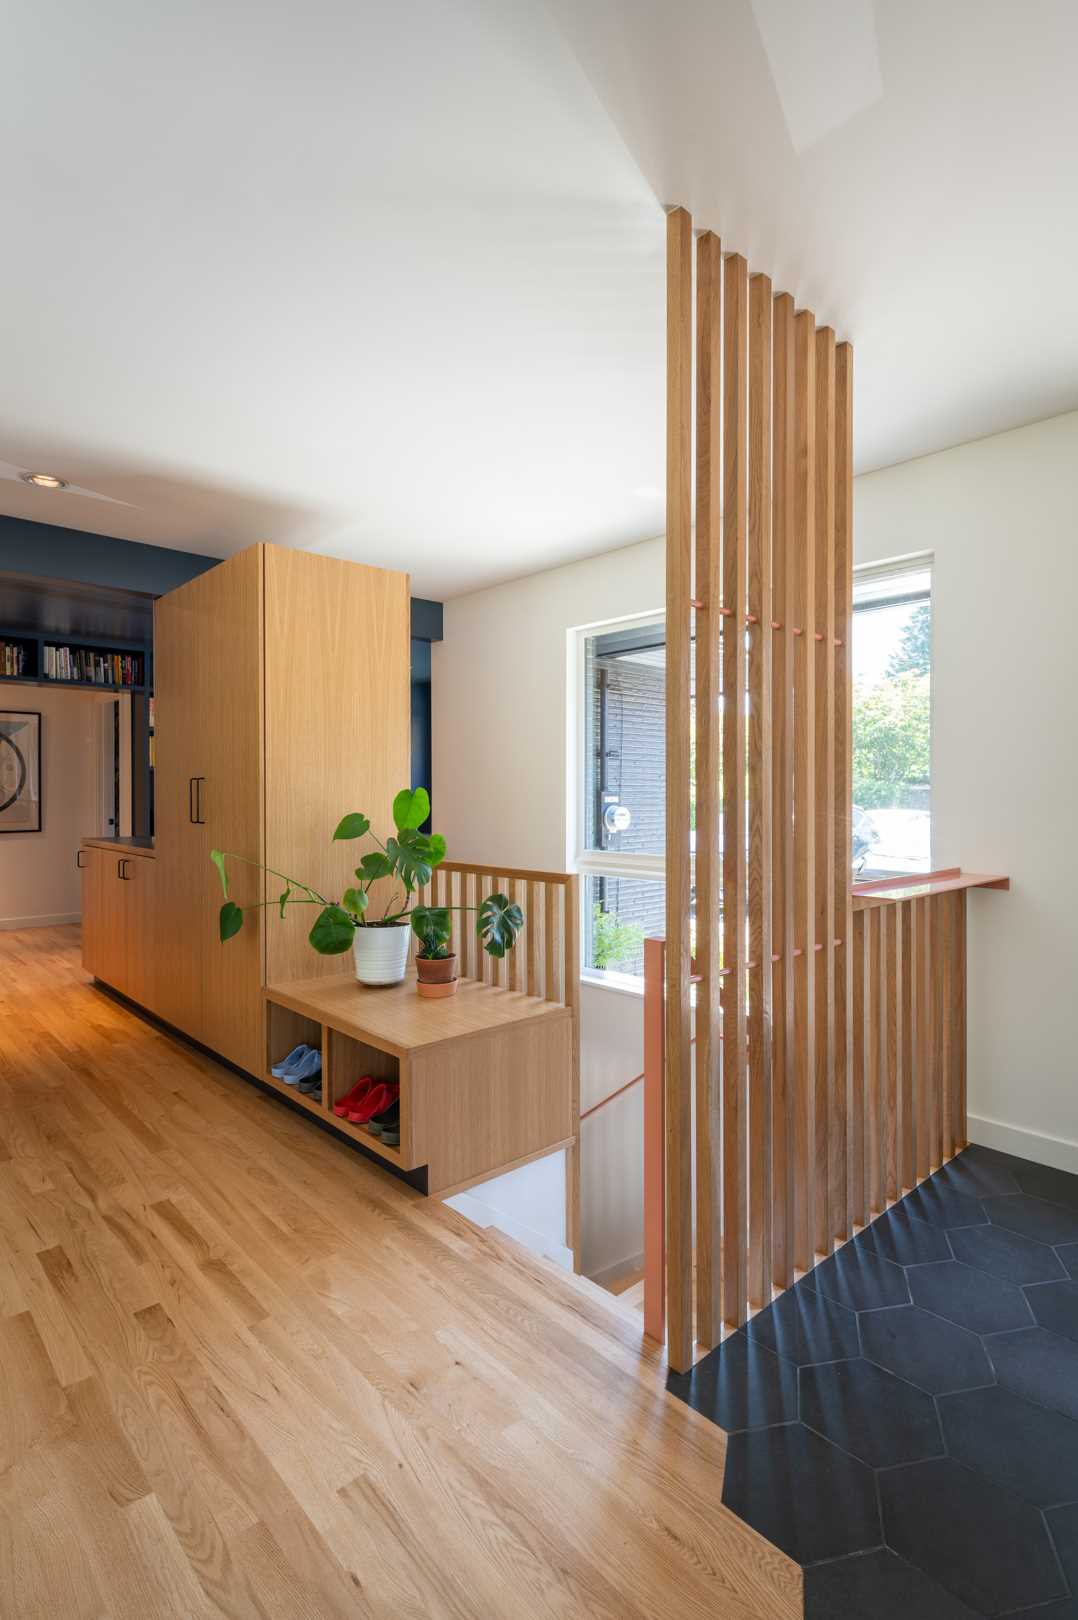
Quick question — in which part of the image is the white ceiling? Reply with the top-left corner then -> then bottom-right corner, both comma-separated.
2,0 -> 1077,597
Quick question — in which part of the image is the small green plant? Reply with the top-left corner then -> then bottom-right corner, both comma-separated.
211,787 -> 523,960
591,902 -> 645,971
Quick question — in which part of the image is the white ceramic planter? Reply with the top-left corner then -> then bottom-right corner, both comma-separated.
352,923 -> 411,986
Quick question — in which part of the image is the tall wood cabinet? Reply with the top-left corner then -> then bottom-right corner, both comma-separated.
93,543 -> 410,1077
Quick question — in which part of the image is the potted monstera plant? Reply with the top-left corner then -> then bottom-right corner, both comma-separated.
211,787 -> 522,989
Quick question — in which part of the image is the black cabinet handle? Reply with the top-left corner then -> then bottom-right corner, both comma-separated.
188,777 -> 196,823
194,777 -> 206,825
76,849 -> 86,869
118,858 -> 131,880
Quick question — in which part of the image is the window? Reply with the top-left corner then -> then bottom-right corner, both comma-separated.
579,616 -> 669,984
852,556 -> 932,877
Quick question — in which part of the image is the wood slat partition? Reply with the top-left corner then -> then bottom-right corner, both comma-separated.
661,203 -> 1005,1373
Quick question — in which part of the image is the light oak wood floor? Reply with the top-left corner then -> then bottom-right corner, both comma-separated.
0,927 -> 799,1620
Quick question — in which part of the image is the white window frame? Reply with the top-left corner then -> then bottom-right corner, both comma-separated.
852,550 -> 934,880
574,610 -> 669,993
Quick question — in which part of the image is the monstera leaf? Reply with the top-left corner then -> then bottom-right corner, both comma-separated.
308,904 -> 356,955
219,901 -> 244,940
392,787 -> 430,831
355,851 -> 394,883
332,813 -> 371,842
386,828 -> 445,892
477,892 -> 524,958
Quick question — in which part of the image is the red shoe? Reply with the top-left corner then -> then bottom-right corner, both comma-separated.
347,1081 -> 397,1125
333,1076 -> 375,1117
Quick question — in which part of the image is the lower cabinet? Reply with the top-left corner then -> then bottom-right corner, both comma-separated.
80,847 -> 157,1011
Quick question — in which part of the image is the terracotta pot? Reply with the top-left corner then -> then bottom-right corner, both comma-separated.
416,954 -> 458,997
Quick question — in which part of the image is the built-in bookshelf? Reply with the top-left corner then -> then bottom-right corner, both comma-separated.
0,629 -> 150,693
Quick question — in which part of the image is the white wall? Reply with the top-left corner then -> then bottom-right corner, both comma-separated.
433,537 -> 663,1277
856,410 -> 1078,1170
0,688 -> 101,928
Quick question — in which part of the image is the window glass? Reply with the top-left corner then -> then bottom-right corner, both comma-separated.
584,623 -> 666,856
583,873 -> 666,980
852,562 -> 932,877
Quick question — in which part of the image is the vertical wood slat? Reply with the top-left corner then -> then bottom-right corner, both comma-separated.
694,230 -> 723,1349
507,878 -> 520,992
721,250 -> 750,1328
833,342 -> 853,1241
866,906 -> 882,1216
564,874 -> 581,1267
928,897 -> 942,1170
900,899 -> 915,1191
665,205 -> 694,1373
851,907 -> 867,1227
771,292 -> 797,1288
813,326 -> 836,1254
915,897 -> 930,1184
940,890 -> 954,1162
884,903 -> 899,1202
791,309 -> 817,1271
747,271 -> 773,1310
954,891 -> 968,1151
526,879 -> 538,997
544,881 -> 558,1002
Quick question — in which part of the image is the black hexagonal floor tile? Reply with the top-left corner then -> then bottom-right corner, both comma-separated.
1004,1603 -> 1078,1619
908,1259 -> 1033,1333
939,1384 -> 1078,1506
666,1330 -> 797,1431
803,1244 -> 910,1312
804,1549 -> 981,1619
856,1204 -> 954,1267
948,1220 -> 1065,1285
879,1456 -> 1066,1614
1047,1501 -> 1078,1592
859,1302 -> 993,1394
988,1326 -> 1078,1421
1014,1160 -> 1078,1213
900,1180 -> 987,1230
1027,1279 -> 1078,1343
744,1279 -> 860,1366
1058,1243 -> 1078,1280
800,1356 -> 943,1467
934,1148 -> 1022,1199
722,1422 -> 880,1565
984,1193 -> 1078,1245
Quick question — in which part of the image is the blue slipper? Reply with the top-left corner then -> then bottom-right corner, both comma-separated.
281,1048 -> 322,1087
272,1043 -> 310,1078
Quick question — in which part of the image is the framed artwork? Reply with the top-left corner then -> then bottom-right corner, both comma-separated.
0,710 -> 42,833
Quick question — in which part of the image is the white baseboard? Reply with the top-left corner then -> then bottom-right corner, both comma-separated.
587,1250 -> 645,1290
967,1113 -> 1078,1176
0,912 -> 81,931
444,1190 -> 574,1272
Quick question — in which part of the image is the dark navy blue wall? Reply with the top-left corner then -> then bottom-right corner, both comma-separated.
0,516 -> 217,595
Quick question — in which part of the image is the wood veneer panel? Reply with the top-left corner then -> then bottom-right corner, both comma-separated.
940,889 -> 954,1163
263,546 -> 409,986
814,326 -> 836,1253
747,270 -> 774,1309
792,309 -> 817,1270
722,250 -> 750,1328
694,230 -> 723,1347
771,292 -> 797,1288
833,343 -> 854,1236
665,205 -> 694,1371
564,874 -> 582,1268
915,896 -> 930,1184
955,891 -> 968,1150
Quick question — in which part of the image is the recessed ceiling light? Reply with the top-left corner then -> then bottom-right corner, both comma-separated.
22,471 -> 67,489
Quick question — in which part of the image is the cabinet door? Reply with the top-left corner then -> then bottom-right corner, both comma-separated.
80,848 -> 104,978
120,854 -> 157,1010
153,583 -> 207,1037
196,547 -> 264,1076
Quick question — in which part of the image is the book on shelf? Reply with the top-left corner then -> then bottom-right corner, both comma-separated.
1,639 -> 30,678
43,643 -> 144,687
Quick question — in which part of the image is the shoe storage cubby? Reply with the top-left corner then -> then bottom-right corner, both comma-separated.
325,1028 -> 408,1168
264,1001 -> 327,1120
